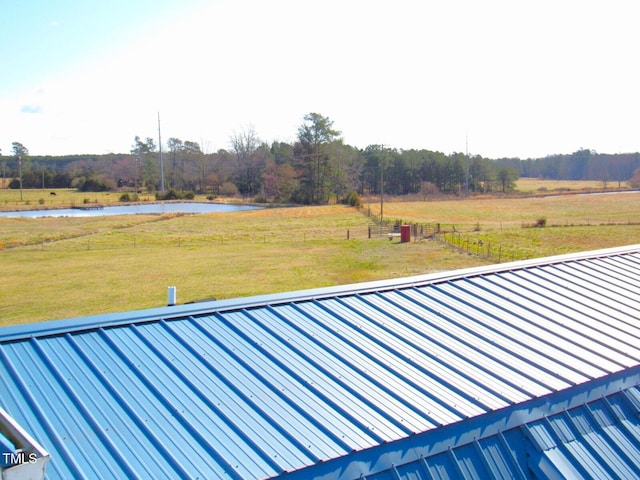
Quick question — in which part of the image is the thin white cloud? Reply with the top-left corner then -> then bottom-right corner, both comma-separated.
20,104 -> 44,114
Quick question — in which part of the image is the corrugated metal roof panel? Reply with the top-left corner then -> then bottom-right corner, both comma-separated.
329,380 -> 640,480
2,245 -> 640,479
467,273 -> 639,370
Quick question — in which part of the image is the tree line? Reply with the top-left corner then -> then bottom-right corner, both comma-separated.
3,113 -> 638,204
495,149 -> 640,187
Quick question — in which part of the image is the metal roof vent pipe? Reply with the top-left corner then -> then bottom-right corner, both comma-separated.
168,286 -> 177,306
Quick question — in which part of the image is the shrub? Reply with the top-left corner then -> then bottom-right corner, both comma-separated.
156,189 -> 178,200
219,182 -> 239,197
77,177 -> 109,192
421,181 -> 439,197
342,190 -> 361,207
155,189 -> 196,201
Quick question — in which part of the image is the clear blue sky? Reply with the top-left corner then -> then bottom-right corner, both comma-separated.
1,0 -> 639,158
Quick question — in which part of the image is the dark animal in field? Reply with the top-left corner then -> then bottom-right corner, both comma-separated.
50,192 -> 57,196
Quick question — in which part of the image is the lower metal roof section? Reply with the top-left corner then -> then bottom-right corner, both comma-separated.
1,245 -> 640,479
277,366 -> 640,480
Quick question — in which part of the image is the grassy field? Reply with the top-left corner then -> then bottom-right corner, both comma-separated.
369,191 -> 640,261
1,180 -> 639,326
373,190 -> 640,229
0,205 -> 491,326
0,188 -> 157,210
514,177 -> 625,193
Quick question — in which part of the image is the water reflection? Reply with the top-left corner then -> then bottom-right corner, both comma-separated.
0,202 -> 261,218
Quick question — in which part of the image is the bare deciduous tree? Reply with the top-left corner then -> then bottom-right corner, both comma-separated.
230,125 -> 261,196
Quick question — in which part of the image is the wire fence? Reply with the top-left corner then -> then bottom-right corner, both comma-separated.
434,218 -> 640,261
432,231 -> 508,262
360,205 -> 640,262
5,207 -> 640,262
3,227 -> 379,252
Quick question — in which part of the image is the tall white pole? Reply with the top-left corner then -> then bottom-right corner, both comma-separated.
465,132 -> 469,194
18,155 -> 23,201
158,112 -> 165,193
379,144 -> 387,223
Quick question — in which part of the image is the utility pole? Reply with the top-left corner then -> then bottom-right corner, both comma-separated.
380,144 -> 387,223
465,132 -> 469,195
158,112 -> 165,193
18,155 -> 23,201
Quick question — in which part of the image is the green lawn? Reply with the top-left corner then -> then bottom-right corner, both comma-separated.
0,205 -> 491,326
2,187 -> 640,326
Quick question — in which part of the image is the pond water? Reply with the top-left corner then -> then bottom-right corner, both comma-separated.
0,202 -> 261,218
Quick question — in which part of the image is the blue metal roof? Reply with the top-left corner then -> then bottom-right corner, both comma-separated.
2,245 -> 640,479
280,367 -> 640,480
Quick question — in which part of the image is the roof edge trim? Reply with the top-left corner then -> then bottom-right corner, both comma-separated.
275,364 -> 640,480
